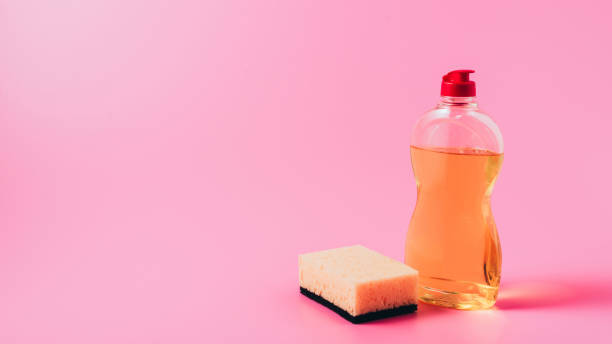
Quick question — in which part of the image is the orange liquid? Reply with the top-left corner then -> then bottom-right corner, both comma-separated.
405,146 -> 503,310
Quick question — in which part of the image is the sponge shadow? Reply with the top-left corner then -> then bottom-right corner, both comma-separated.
366,301 -> 452,325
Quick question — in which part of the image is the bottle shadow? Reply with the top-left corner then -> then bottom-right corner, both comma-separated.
370,277 -> 612,325
495,277 -> 612,310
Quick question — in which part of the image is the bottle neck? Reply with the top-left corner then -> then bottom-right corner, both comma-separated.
438,96 -> 478,108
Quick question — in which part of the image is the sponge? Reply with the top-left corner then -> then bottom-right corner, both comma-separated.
299,245 -> 418,323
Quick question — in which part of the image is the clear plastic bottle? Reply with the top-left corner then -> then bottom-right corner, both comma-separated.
404,70 -> 504,310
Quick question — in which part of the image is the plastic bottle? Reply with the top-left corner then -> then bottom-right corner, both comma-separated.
404,70 -> 504,310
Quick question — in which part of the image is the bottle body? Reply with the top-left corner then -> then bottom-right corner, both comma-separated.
405,97 -> 503,310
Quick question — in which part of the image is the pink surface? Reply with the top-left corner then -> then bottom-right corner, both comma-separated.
1,1 -> 611,343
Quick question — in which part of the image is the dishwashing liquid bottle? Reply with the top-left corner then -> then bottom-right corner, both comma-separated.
404,70 -> 504,310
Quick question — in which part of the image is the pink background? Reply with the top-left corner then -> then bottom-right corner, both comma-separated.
1,1 -> 611,343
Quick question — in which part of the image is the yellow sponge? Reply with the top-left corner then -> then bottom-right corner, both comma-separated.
299,245 -> 418,323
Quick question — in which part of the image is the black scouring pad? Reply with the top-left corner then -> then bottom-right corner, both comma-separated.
300,287 -> 417,324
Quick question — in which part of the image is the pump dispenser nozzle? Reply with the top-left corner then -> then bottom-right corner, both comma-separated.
441,69 -> 476,97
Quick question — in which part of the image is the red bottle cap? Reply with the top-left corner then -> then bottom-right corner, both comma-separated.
441,69 -> 476,97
